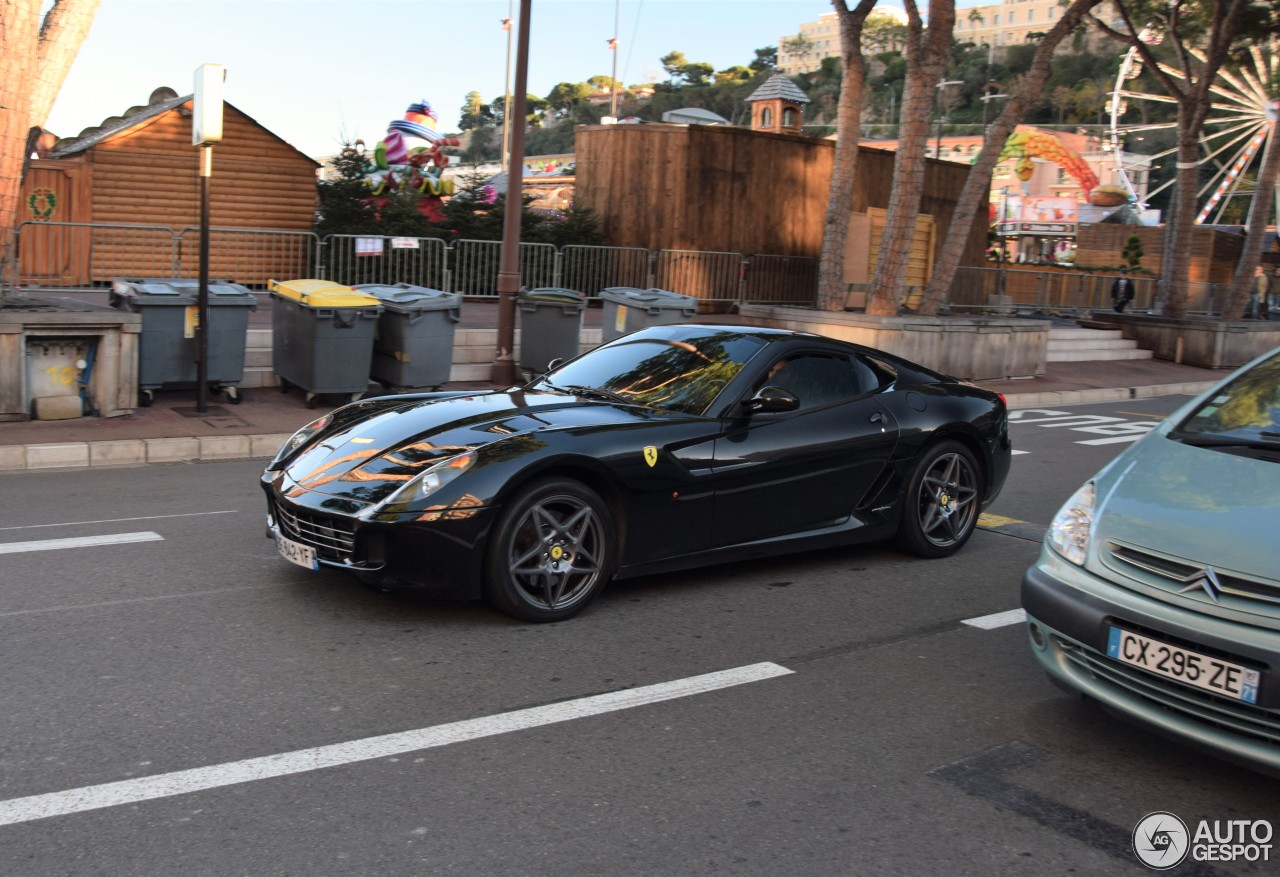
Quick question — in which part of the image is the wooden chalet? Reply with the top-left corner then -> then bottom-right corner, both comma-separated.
574,123 -> 987,290
18,87 -> 319,286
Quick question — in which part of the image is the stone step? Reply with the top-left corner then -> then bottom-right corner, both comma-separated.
1047,337 -> 1141,352
1048,347 -> 1153,362
1049,326 -> 1125,341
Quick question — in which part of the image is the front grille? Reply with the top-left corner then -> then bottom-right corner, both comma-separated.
1060,638 -> 1280,747
1105,541 -> 1280,611
273,499 -> 356,557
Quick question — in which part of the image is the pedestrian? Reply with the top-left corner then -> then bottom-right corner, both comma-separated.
1250,265 -> 1268,320
1111,270 -> 1135,313
1268,266 -> 1280,320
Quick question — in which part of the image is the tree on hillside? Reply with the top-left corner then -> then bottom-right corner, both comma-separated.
1087,0 -> 1253,319
459,91 -> 494,130
749,46 -> 778,73
0,0 -> 100,279
865,0 -> 955,316
815,0 -> 880,311
918,0 -> 1107,316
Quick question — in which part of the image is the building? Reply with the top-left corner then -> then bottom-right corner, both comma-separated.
18,86 -> 319,287
860,125 -> 1155,262
778,10 -> 907,75
780,2 -> 1118,74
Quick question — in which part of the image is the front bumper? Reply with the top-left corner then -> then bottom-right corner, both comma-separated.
1022,552 -> 1280,775
261,477 -> 493,598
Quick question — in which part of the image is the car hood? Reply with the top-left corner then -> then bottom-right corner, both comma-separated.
1093,432 -> 1280,579
278,390 -> 666,503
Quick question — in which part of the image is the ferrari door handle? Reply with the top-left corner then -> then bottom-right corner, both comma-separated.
869,412 -> 885,424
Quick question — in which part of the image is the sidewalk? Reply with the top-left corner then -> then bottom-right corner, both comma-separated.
0,303 -> 1224,470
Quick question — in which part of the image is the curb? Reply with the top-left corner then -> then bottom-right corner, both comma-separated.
0,433 -> 294,472
0,381 -> 1219,472
1002,380 -> 1216,410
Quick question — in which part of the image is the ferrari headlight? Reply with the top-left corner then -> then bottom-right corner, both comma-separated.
1047,481 -> 1095,566
272,414 -> 332,466
413,450 -> 477,499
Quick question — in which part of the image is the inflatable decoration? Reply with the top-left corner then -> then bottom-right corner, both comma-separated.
361,100 -> 461,222
997,132 -> 1098,199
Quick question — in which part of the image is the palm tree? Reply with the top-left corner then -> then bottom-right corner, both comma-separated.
0,0 -> 101,285
815,0 -> 880,311
1088,0 -> 1252,319
865,0 -> 956,317
918,0 -> 1107,315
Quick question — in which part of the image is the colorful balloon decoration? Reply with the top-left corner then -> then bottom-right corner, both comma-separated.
359,100 -> 461,222
997,132 -> 1098,199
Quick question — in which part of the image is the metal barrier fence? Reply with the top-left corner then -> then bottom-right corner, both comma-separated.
744,254 -> 819,305
323,234 -> 448,289
560,245 -> 651,297
653,249 -> 744,308
448,240 -> 559,296
945,266 -> 1231,315
177,227 -> 318,287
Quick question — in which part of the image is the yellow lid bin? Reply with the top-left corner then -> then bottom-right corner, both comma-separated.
268,278 -> 381,309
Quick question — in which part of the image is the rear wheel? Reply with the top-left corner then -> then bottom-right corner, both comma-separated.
484,478 -> 615,622
896,440 -> 982,558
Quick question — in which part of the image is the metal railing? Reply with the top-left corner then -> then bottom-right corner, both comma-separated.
323,234 -> 447,289
21,220 -> 1235,318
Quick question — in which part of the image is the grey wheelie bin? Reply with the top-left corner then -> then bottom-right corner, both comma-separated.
109,277 -> 257,406
354,283 -> 461,391
599,286 -> 698,342
517,287 -> 586,376
269,279 -> 382,408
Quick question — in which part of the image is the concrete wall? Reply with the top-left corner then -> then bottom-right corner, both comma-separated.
738,305 -> 1048,380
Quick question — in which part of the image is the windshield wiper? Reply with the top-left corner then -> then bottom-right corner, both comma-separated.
544,382 -> 638,406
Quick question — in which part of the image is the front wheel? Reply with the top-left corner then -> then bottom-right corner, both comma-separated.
484,478 -> 615,622
895,440 -> 982,558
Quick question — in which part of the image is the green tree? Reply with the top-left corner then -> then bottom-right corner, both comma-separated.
545,82 -> 592,119
749,46 -> 778,73
459,91 -> 494,130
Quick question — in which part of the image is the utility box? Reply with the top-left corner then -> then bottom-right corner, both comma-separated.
355,283 -> 461,391
517,287 -> 586,376
269,279 -> 382,407
599,287 -> 698,342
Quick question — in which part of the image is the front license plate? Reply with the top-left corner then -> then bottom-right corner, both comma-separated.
1107,626 -> 1260,704
276,534 -> 318,571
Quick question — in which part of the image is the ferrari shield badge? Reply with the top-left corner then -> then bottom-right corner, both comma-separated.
643,446 -> 658,468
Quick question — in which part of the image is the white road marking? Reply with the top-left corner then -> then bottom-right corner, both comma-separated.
0,662 -> 794,827
0,584 -> 282,619
0,532 -> 163,555
962,608 -> 1027,630
1011,449 -> 1031,455
0,511 -> 236,532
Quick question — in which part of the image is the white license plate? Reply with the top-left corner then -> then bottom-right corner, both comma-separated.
1107,626 -> 1260,704
276,533 -> 318,571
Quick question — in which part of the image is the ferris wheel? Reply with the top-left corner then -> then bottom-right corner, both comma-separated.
1107,34 -> 1278,224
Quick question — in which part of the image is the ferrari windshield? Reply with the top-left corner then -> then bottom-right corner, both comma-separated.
537,328 -> 768,415
1170,351 -> 1280,452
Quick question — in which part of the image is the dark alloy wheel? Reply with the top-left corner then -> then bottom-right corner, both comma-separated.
484,478 -> 615,622
896,440 -> 982,558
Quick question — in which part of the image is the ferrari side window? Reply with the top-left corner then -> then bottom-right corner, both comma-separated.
763,354 -> 870,410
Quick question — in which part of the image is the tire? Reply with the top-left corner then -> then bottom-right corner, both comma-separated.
484,478 -> 615,622
895,440 -> 983,558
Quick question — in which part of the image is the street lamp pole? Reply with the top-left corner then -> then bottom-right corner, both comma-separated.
493,0 -> 532,385
934,80 -> 963,160
608,0 -> 620,118
501,2 -> 514,174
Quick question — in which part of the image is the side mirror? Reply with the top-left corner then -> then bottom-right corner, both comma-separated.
745,386 -> 799,414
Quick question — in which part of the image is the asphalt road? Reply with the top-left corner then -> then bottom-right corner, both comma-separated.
0,396 -> 1274,876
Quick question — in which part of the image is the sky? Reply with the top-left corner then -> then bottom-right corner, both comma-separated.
43,0 -> 875,159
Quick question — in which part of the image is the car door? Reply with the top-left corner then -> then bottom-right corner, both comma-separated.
709,351 -> 900,547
